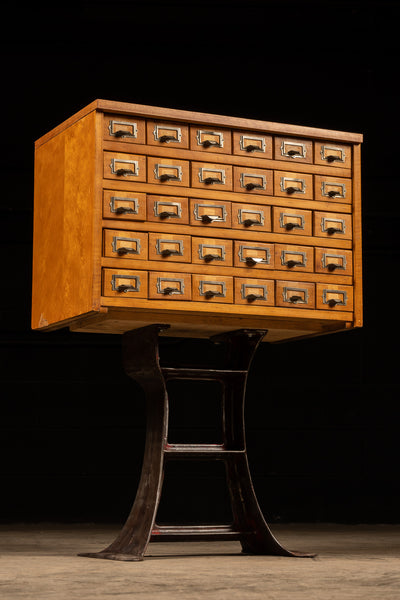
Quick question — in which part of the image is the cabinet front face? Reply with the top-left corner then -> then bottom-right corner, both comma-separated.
33,101 -> 362,340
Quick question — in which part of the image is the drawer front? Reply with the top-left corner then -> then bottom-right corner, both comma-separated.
147,156 -> 190,186
104,152 -> 146,181
103,190 -> 147,220
191,162 -> 233,191
234,241 -> 274,269
274,244 -> 314,272
313,211 -> 352,239
148,271 -> 191,300
102,268 -> 148,297
274,136 -> 313,164
190,126 -> 232,154
274,170 -> 313,199
314,142 -> 352,169
234,278 -> 275,306
316,283 -> 354,311
315,247 -> 353,275
232,203 -> 271,233
103,114 -> 146,144
148,232 -> 191,262
192,237 -> 233,266
146,195 -> 189,224
190,199 -> 232,228
275,280 -> 315,308
146,120 -> 189,148
272,206 -> 312,236
103,230 -> 148,260
233,167 -> 273,195
192,274 -> 233,303
232,131 -> 273,159
314,175 -> 352,204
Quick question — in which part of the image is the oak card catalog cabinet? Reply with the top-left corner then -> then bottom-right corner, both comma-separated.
32,100 -> 363,342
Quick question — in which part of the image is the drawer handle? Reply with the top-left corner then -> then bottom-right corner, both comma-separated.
115,168 -> 135,176
116,246 -> 138,256
286,149 -> 301,157
326,226 -> 342,234
201,214 -> 219,223
204,289 -> 224,298
245,182 -> 264,191
160,248 -> 180,257
162,286 -> 180,295
285,186 -> 302,194
243,218 -> 262,227
289,294 -> 303,303
245,256 -> 264,266
158,134 -> 178,143
203,253 -> 222,262
159,210 -> 178,219
326,262 -> 339,271
245,293 -> 264,302
203,176 -> 222,184
115,206 -> 134,214
328,298 -> 340,307
159,173 -> 180,182
286,259 -> 303,268
326,155 -> 342,163
284,222 -> 302,230
327,190 -> 340,197
113,129 -> 132,138
244,144 -> 261,152
201,139 -> 222,148
116,284 -> 136,293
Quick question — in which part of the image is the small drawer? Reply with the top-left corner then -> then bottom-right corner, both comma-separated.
315,247 -> 353,275
103,114 -> 146,144
148,271 -> 191,300
314,175 -> 352,204
234,278 -> 275,306
191,162 -> 233,190
192,274 -> 233,303
234,241 -> 274,269
190,126 -> 232,154
314,142 -> 352,169
274,137 -> 313,164
146,120 -> 189,148
316,284 -> 354,311
103,230 -> 148,260
274,244 -> 314,272
147,157 -> 190,186
232,131 -> 273,159
233,167 -> 273,195
275,281 -> 315,309
272,207 -> 312,236
192,237 -> 233,266
190,199 -> 231,228
232,203 -> 271,233
102,268 -> 148,297
314,211 -> 352,239
148,232 -> 191,262
146,195 -> 189,224
103,190 -> 147,220
104,151 -> 146,181
274,170 -> 313,199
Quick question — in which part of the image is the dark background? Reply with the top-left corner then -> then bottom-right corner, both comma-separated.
1,0 -> 399,525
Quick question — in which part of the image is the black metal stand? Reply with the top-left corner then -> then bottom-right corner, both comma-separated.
79,324 -> 314,561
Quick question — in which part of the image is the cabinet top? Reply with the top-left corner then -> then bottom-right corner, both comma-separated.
35,99 -> 363,148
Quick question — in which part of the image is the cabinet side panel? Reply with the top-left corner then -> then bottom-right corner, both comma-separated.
32,112 -> 97,329
352,143 -> 363,328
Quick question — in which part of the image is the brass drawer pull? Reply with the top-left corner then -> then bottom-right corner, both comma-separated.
283,286 -> 309,304
199,243 -> 226,262
197,130 -> 224,148
240,135 -> 266,153
156,239 -> 184,257
281,141 -> 307,159
321,217 -> 346,235
320,145 -> 345,163
241,284 -> 268,302
322,253 -> 347,271
110,158 -> 139,177
110,196 -> 139,215
156,277 -> 185,295
154,164 -> 183,182
154,201 -> 182,219
193,202 -> 227,223
281,250 -> 307,268
198,168 -> 226,185
280,177 -> 306,195
199,280 -> 226,298
153,125 -> 182,143
108,120 -> 138,139
112,236 -> 141,256
323,289 -> 347,307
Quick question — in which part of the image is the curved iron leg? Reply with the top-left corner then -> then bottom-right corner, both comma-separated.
78,324 -> 170,561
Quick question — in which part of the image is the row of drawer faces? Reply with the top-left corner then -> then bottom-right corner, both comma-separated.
104,230 -> 353,276
104,194 -> 352,240
104,152 -> 352,202
104,115 -> 352,169
103,269 -> 353,311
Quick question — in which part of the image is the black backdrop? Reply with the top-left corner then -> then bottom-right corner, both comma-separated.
1,0 -> 399,525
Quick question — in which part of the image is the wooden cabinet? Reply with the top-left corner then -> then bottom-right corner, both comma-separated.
32,99 -> 363,342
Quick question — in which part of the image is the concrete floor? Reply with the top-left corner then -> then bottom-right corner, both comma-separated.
1,523 -> 400,599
